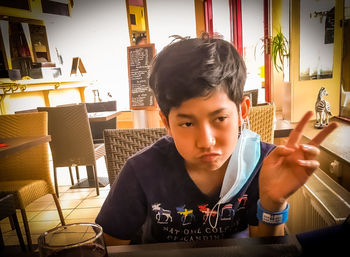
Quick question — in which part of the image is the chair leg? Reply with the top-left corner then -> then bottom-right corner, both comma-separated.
68,166 -> 74,185
0,226 -> 4,250
11,213 -> 26,251
53,166 -> 59,198
20,209 -> 32,251
75,166 -> 80,181
93,165 -> 100,196
9,215 -> 15,230
52,194 -> 66,226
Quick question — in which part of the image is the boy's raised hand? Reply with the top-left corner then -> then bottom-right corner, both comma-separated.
259,111 -> 338,212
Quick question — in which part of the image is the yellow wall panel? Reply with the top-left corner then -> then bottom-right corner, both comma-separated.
129,5 -> 146,31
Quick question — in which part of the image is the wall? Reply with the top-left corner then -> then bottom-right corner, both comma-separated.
290,0 -> 342,122
147,0 -> 197,53
43,0 -> 131,110
212,0 -> 231,41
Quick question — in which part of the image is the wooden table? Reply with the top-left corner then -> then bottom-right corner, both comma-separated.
302,117 -> 350,165
107,236 -> 302,257
1,235 -> 301,257
88,111 -> 122,122
274,119 -> 294,138
0,136 -> 51,159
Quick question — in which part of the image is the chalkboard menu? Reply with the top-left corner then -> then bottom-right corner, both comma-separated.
127,44 -> 156,110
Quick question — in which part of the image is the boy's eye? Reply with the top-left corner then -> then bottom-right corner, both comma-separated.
180,122 -> 193,127
216,116 -> 228,122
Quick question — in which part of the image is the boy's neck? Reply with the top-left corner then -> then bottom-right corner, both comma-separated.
185,161 -> 228,197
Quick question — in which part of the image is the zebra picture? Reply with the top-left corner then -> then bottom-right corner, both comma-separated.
315,87 -> 332,129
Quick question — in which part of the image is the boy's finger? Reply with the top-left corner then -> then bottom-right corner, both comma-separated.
300,144 -> 320,159
309,122 -> 338,147
268,145 -> 295,159
297,159 -> 320,176
286,111 -> 313,147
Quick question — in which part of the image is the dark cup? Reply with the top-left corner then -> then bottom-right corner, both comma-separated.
38,223 -> 108,257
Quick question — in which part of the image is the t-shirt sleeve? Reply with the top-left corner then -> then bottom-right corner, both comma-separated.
95,159 -> 147,240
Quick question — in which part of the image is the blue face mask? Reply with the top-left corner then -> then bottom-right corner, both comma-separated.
219,128 -> 261,204
209,128 -> 261,229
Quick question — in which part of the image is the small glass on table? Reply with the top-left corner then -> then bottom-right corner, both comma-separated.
38,223 -> 107,257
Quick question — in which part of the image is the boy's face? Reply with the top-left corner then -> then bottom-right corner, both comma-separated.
161,89 -> 247,173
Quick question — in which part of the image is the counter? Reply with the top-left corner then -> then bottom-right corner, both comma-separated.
0,77 -> 94,114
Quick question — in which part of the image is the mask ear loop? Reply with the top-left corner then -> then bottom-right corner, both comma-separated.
208,203 -> 221,229
239,105 -> 250,134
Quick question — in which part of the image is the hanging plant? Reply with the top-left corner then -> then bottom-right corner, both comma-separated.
271,28 -> 289,73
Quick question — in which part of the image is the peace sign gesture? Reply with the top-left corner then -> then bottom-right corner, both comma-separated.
259,111 -> 338,212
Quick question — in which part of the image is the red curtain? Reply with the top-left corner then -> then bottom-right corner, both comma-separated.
204,0 -> 213,36
229,0 -> 243,55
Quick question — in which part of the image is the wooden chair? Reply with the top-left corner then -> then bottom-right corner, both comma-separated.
0,112 -> 65,251
248,103 -> 275,144
103,128 -> 167,186
38,104 -> 105,197
84,101 -> 117,144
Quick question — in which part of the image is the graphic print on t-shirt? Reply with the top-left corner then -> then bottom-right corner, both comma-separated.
152,203 -> 173,224
220,203 -> 235,221
198,204 -> 218,224
176,205 -> 195,225
150,193 -> 250,242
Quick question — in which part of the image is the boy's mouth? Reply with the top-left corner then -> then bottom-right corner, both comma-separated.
199,153 -> 221,162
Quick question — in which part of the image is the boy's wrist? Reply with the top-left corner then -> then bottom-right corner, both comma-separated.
259,196 -> 287,212
257,200 -> 289,225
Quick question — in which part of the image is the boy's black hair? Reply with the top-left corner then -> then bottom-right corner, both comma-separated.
149,35 -> 246,118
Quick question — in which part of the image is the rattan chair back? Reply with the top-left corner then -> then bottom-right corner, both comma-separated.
38,104 -> 105,196
248,103 -> 275,144
38,104 -> 96,167
103,128 -> 167,186
0,112 -> 52,196
0,112 -> 65,250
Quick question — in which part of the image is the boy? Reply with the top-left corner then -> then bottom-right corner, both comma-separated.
95,35 -> 337,245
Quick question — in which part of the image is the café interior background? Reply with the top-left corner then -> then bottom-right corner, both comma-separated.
1,0 -> 348,122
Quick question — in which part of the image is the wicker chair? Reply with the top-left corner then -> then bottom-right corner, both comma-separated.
0,193 -> 26,251
0,112 -> 65,251
37,104 -> 105,197
103,128 -> 167,186
248,103 -> 275,144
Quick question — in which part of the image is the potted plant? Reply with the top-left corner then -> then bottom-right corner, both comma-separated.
271,28 -> 289,74
271,28 -> 290,120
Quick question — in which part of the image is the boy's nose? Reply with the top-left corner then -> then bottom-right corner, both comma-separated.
196,125 -> 216,149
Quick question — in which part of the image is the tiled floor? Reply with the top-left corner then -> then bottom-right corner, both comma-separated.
1,157 -> 110,247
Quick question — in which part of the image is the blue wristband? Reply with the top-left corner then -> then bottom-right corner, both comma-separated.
256,199 -> 289,225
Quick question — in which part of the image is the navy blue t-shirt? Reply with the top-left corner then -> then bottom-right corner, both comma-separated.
95,136 -> 274,243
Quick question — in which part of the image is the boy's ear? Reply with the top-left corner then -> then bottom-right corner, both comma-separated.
159,111 -> 172,136
239,96 -> 250,126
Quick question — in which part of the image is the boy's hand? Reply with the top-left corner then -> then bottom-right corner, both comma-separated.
259,111 -> 338,212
